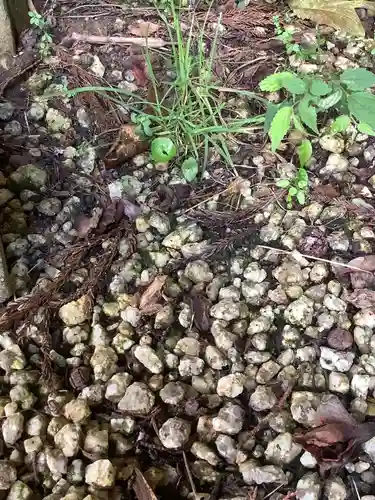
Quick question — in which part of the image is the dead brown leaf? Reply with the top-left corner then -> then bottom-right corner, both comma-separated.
75,207 -> 103,238
133,468 -> 158,500
129,21 -> 160,37
312,184 -> 340,200
97,200 -> 124,234
340,255 -> 375,275
334,255 -> 375,288
139,275 -> 167,315
343,289 -> 375,309
294,396 -> 375,475
105,124 -> 149,168
191,294 -> 211,332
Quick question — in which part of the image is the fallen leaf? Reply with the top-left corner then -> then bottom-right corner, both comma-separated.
341,255 -> 375,274
122,199 -> 142,220
75,207 -> 103,238
343,289 -> 375,309
191,294 -> 211,332
131,59 -> 148,87
105,124 -> 149,168
133,468 -> 158,500
294,396 -> 375,474
313,184 -> 340,200
139,275 -> 167,315
97,200 -> 124,234
288,0 -> 366,37
129,21 -> 160,37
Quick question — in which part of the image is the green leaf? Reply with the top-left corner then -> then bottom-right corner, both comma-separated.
269,106 -> 293,151
276,179 -> 290,188
357,122 -> 375,136
151,137 -> 177,162
296,190 -> 306,205
181,157 -> 198,182
259,72 -> 295,92
264,102 -> 280,133
298,99 -> 318,133
315,89 -> 343,110
293,114 -> 306,133
282,76 -> 307,95
142,121 -> 153,137
348,92 -> 375,130
297,139 -> 313,167
340,68 -> 375,91
289,186 -> 298,196
331,115 -> 351,133
310,79 -> 332,96
288,0 -> 367,37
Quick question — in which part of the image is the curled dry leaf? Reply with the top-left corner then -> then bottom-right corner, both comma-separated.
97,200 -> 125,234
288,0 -> 366,37
75,207 -> 103,238
105,124 -> 149,169
338,255 -> 375,275
335,254 -> 375,289
133,468 -> 158,500
129,21 -> 160,37
191,294 -> 211,333
139,275 -> 167,315
294,396 -> 375,474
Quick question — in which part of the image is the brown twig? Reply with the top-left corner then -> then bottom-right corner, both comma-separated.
68,33 -> 168,48
183,451 -> 198,500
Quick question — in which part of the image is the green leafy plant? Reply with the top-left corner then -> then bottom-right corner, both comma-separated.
29,11 -> 53,58
260,68 -> 375,152
273,15 -> 323,61
276,138 -> 311,207
67,4 -> 265,182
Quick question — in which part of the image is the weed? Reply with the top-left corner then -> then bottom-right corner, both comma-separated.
260,67 -> 375,206
67,3 -> 265,181
273,15 -> 324,62
29,11 -> 53,58
260,67 -> 375,153
276,139 -> 311,207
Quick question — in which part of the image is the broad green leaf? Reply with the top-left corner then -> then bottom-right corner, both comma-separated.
264,102 -> 280,133
298,139 -> 313,167
259,72 -> 294,92
296,190 -> 306,205
357,122 -> 375,136
340,68 -> 375,91
288,0 -> 366,37
276,179 -> 290,188
181,157 -> 198,182
151,137 -> 177,162
315,89 -> 343,110
269,106 -> 293,151
289,186 -> 298,196
298,99 -> 318,133
282,76 -> 307,95
331,115 -> 351,133
293,114 -> 307,133
310,79 -> 332,96
348,92 -> 375,130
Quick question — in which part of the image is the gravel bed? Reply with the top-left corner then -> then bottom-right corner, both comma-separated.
1,20 -> 375,500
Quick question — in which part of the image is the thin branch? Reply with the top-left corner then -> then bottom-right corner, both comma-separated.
257,245 -> 373,274
69,33 -> 168,48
